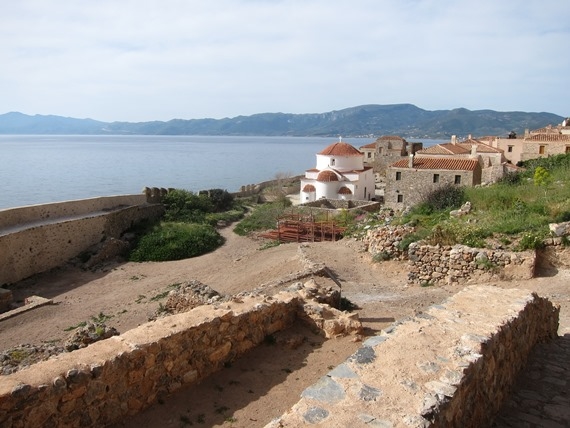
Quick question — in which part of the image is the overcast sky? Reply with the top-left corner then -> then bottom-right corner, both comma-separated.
1,0 -> 569,122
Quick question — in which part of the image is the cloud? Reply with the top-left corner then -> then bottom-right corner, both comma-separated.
1,0 -> 568,121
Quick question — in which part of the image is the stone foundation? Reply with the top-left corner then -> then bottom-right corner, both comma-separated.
407,243 -> 535,285
267,286 -> 559,427
0,283 -> 361,427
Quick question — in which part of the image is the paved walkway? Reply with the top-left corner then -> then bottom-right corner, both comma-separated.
492,334 -> 570,427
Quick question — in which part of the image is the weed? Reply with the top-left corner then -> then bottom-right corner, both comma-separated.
372,251 -> 391,262
215,406 -> 230,415
150,290 -> 170,301
91,312 -> 113,323
259,240 -> 280,250
420,281 -> 433,287
225,416 -> 237,423
64,321 -> 87,331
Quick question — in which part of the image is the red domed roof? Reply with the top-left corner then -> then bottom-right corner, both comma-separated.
302,184 -> 316,192
316,170 -> 339,182
337,186 -> 352,195
318,142 -> 362,157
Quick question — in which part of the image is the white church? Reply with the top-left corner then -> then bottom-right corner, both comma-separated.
300,139 -> 375,203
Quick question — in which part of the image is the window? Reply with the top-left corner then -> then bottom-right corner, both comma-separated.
397,194 -> 403,203
566,146 -> 570,154
367,152 -> 372,158
396,171 -> 401,181
330,158 -> 336,166
378,147 -> 383,155
454,175 -> 461,184
433,174 -> 440,183
507,145 -> 513,153
539,145 -> 545,155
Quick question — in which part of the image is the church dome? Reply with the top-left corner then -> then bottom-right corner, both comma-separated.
316,170 -> 339,182
318,142 -> 362,157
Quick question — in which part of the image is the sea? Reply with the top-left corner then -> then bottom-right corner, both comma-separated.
0,135 -> 442,210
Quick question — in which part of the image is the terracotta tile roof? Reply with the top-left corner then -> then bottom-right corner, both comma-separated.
376,135 -> 405,141
416,144 -> 470,155
316,170 -> 339,182
337,186 -> 352,195
531,125 -> 560,134
526,134 -> 570,142
360,142 -> 377,149
390,157 -> 479,171
306,168 -> 319,172
302,184 -> 316,192
457,142 -> 503,153
319,142 -> 362,156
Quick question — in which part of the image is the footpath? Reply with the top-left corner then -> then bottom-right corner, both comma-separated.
493,334 -> 570,427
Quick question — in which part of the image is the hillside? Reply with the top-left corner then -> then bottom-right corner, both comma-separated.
0,104 -> 563,139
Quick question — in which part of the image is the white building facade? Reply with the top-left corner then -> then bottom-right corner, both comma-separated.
300,141 -> 375,203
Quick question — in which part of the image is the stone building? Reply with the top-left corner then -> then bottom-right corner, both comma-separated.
490,119 -> 570,164
415,136 -> 508,184
300,140 -> 375,203
384,156 -> 482,209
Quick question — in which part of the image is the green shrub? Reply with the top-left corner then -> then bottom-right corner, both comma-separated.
421,184 -> 465,212
233,201 -> 290,236
516,232 -> 546,251
130,222 -> 224,261
372,251 -> 391,262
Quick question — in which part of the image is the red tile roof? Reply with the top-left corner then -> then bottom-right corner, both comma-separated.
337,186 -> 352,195
360,142 -> 377,149
526,134 -> 570,142
319,142 -> 362,156
376,135 -> 405,141
417,144 -> 469,155
317,170 -> 339,182
390,157 -> 479,171
302,184 -> 316,192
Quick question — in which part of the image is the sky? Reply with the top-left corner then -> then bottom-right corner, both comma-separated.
1,0 -> 569,122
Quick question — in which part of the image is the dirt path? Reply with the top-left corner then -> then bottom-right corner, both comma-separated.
2,227 -> 570,427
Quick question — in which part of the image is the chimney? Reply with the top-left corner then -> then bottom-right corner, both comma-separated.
471,144 -> 477,156
451,135 -> 457,145
524,128 -> 530,138
408,153 -> 414,168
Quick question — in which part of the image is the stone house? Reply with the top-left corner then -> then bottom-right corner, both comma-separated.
384,156 -> 482,209
360,135 -> 423,201
415,136 -> 508,184
300,140 -> 375,203
490,119 -> 570,164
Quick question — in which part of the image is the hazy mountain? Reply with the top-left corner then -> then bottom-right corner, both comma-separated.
0,105 -> 564,139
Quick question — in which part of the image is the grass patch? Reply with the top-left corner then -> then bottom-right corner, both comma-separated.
64,321 -> 87,331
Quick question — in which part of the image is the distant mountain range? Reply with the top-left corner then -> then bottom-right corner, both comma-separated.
0,104 -> 564,139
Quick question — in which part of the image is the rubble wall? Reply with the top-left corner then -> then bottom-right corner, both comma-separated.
0,294 -> 301,427
267,286 -> 559,427
0,196 -> 164,285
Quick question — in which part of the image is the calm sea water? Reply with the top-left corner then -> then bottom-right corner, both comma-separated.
0,135 -> 444,210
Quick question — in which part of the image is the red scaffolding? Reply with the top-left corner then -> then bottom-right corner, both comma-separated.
259,213 -> 347,243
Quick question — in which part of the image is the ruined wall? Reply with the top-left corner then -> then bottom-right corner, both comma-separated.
0,196 -> 164,286
267,286 -> 559,428
407,243 -> 535,285
0,283 -> 361,427
0,294 -> 300,427
299,199 -> 380,213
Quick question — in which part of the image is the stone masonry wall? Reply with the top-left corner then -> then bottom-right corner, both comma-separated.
0,283 -> 361,427
407,243 -> 535,285
266,286 -> 559,428
0,196 -> 164,286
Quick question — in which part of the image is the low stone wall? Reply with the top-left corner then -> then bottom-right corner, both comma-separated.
266,286 -> 560,427
0,195 -> 148,231
363,224 -> 415,261
407,243 -> 535,285
0,284 -> 361,427
299,199 -> 381,213
0,196 -> 164,286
